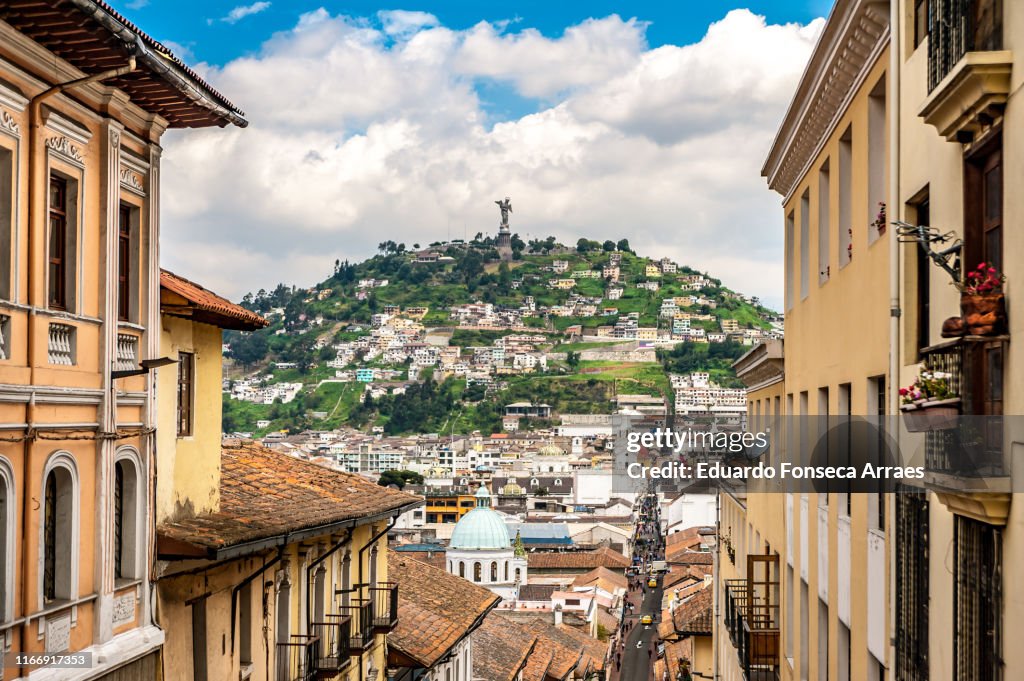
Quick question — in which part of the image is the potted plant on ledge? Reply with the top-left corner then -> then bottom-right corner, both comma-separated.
899,369 -> 960,432
956,262 -> 1007,335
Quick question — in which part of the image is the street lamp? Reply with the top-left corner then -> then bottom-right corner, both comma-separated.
111,356 -> 178,380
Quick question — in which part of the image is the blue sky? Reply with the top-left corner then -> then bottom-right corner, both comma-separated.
117,2 -> 831,309
116,1 -> 831,66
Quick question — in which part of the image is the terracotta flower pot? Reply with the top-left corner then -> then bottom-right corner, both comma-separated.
940,316 -> 965,338
961,293 -> 1006,336
900,398 -> 960,432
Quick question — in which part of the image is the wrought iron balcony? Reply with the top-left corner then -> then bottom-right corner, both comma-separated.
336,599 -> 374,652
927,0 -> 1003,92
915,336 -> 1011,523
370,582 -> 398,632
275,634 -> 320,681
311,615 -> 352,678
724,579 -> 780,681
918,337 -> 1011,483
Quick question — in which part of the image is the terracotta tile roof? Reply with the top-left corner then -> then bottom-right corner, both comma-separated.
391,549 -> 445,569
157,442 -> 421,558
472,614 -> 538,681
521,642 -> 554,681
387,554 -> 499,668
528,547 -> 630,571
161,269 -> 268,331
0,1 -> 246,128
555,624 -> 608,673
667,526 -> 703,548
571,566 -> 628,592
496,613 -> 590,681
666,546 -> 714,565
518,584 -> 558,602
672,587 -> 714,635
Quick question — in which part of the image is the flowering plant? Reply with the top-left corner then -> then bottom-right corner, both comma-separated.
899,369 -> 957,405
872,202 -> 886,234
955,262 -> 1005,295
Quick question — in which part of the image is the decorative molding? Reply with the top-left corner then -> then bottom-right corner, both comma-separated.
119,166 -> 145,195
110,129 -> 120,149
43,109 -> 92,145
0,109 -> 19,136
0,81 -> 28,113
46,135 -> 84,165
762,0 -> 890,200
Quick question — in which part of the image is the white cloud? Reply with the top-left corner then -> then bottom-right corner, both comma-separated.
162,9 -> 823,310
218,1 -> 271,25
378,10 -> 439,37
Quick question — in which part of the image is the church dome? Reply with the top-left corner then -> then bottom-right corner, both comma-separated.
449,485 -> 511,550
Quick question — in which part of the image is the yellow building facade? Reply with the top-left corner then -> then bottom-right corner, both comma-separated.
0,3 -> 244,677
153,271 -> 422,681
721,1 -> 894,681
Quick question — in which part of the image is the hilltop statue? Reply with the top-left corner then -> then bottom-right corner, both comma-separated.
495,196 -> 512,231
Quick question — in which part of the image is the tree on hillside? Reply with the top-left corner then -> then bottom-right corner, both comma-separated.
377,470 -> 424,489
602,240 -> 615,251
616,238 -> 632,253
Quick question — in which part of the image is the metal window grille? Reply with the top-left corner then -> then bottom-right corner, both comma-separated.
43,473 -> 57,603
895,489 -> 929,681
954,516 -> 1002,681
113,462 -> 124,580
928,0 -> 1004,91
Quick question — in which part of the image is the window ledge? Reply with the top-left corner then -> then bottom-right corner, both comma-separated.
931,486 -> 1011,526
919,51 -> 1013,143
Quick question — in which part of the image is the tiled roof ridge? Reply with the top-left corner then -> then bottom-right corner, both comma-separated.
160,269 -> 268,328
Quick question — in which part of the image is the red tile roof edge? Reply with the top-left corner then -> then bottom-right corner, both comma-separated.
161,269 -> 268,330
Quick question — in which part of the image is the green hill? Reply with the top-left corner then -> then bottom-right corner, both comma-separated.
221,235 -> 779,436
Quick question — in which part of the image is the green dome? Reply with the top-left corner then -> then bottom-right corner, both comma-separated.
449,485 -> 511,550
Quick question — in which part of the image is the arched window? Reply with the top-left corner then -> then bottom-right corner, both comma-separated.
113,449 -> 142,581
0,458 -> 14,621
313,564 -> 327,622
504,562 -> 509,581
514,568 -> 521,583
490,561 -> 497,582
459,561 -> 466,579
554,479 -> 562,486
41,453 -> 78,604
473,562 -> 481,582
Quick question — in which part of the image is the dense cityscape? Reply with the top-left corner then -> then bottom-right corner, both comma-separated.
0,1 -> 1020,681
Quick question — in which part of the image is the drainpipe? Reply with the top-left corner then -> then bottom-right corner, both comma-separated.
304,530 -> 352,631
357,516 -> 397,681
21,56 -> 136,676
887,4 -> 900,681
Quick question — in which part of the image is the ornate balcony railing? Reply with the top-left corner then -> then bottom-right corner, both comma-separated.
724,579 -> 780,681
114,333 -> 138,372
275,634 -> 320,681
928,0 -> 1003,91
311,615 -> 352,677
0,314 -> 9,360
370,582 -> 398,632
47,323 -> 75,365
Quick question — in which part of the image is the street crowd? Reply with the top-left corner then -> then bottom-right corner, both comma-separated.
608,492 -> 667,679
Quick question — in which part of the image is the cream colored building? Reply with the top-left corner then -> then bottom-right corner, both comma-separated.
0,2 -> 243,677
893,0 -> 1021,679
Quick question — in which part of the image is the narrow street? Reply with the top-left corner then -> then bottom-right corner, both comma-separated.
609,493 -> 666,681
